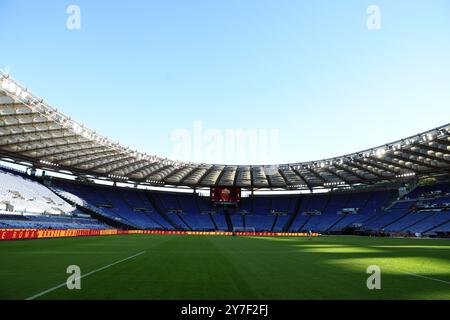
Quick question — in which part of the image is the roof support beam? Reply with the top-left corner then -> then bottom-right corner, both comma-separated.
143,165 -> 173,181
401,148 -> 450,166
232,168 -> 240,187
129,161 -> 171,177
264,171 -> 274,189
162,166 -> 189,182
49,147 -> 108,162
292,168 -> 312,190
278,169 -> 293,186
333,163 -> 371,182
351,159 -> 391,178
86,156 -> 134,172
214,167 -> 227,186
354,158 -> 398,176
391,153 -> 443,170
177,167 -> 197,185
69,151 -> 125,167
436,138 -> 450,146
105,159 -> 149,175
0,121 -> 56,130
323,167 -> 354,185
415,143 -> 449,155
304,167 -> 328,183
198,166 -> 217,186
0,102 -> 28,108
0,112 -> 42,120
249,166 -> 254,189
368,157 -> 417,172
32,143 -> 96,158
54,147 -> 110,162
17,141 -> 91,155
125,162 -> 158,177
0,134 -> 80,148
0,128 -> 70,139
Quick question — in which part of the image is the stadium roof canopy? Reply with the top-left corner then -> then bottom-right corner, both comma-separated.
0,71 -> 449,191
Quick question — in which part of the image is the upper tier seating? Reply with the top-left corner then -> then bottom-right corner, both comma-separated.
0,169 -> 76,215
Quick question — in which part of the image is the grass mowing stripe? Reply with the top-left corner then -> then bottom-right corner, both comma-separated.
25,251 -> 146,300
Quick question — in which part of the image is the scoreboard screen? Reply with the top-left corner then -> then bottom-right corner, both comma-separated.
210,187 -> 241,203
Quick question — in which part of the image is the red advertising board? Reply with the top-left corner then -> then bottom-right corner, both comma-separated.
0,229 -> 317,241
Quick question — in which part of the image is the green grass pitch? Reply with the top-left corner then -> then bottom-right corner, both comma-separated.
0,235 -> 449,300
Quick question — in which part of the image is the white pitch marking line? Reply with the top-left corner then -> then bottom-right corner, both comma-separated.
402,271 -> 450,286
25,251 -> 146,300
379,261 -> 450,286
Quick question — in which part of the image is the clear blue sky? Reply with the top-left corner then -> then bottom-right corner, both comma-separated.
1,0 -> 449,165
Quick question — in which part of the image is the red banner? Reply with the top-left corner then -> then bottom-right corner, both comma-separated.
0,229 -> 318,241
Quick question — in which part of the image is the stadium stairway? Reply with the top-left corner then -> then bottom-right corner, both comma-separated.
270,215 -> 278,232
176,212 -> 193,231
145,193 -> 182,230
224,209 -> 234,232
384,190 -> 402,210
208,212 -> 219,230
315,193 -> 352,232
137,196 -> 174,230
298,215 -> 313,232
359,208 -> 386,226
423,215 -> 450,234
210,211 -> 228,231
116,191 -> 167,229
328,191 -> 383,232
326,213 -> 349,232
405,211 -> 450,234
325,192 -> 365,232
143,212 -> 171,230
357,191 -> 399,227
300,194 -> 332,232
386,211 -> 437,232
367,207 -> 415,231
283,197 -> 303,232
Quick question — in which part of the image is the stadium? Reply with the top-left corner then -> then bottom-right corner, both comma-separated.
1,2 -> 450,304
1,71 -> 449,300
